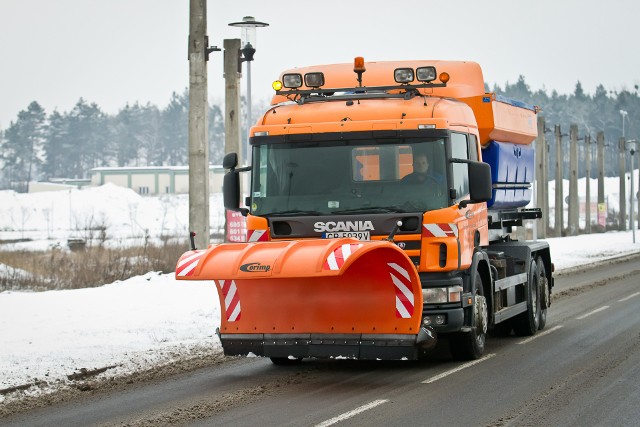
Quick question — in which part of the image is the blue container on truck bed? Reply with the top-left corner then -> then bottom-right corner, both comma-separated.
482,140 -> 534,209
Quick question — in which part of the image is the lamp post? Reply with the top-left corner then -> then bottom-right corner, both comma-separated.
229,16 -> 269,165
627,139 -> 637,243
620,109 -> 628,138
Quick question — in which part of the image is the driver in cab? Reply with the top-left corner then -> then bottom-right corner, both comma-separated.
401,152 -> 442,184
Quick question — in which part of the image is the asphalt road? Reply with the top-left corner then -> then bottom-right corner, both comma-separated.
2,254 -> 639,427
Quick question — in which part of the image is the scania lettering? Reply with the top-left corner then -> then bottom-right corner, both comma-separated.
314,221 -> 375,233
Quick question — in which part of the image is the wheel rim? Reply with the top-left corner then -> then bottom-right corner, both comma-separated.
539,263 -> 549,308
475,294 -> 488,347
531,263 -> 539,329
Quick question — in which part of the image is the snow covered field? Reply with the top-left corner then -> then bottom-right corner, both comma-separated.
0,183 -> 638,404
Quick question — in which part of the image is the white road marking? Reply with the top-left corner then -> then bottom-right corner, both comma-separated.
517,325 -> 563,345
576,305 -> 610,320
314,399 -> 388,427
421,353 -> 496,384
619,292 -> 640,302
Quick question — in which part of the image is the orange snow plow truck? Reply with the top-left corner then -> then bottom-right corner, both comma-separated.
176,58 -> 553,363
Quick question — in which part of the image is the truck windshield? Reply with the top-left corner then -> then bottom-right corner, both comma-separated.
250,138 -> 448,216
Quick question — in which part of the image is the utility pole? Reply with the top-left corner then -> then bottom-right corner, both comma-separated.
585,134 -> 591,234
224,39 -> 242,160
568,125 -> 578,235
188,0 -> 214,249
554,125 -> 563,237
619,137 -> 627,231
597,131 -> 605,231
535,116 -> 547,238
223,39 -> 243,243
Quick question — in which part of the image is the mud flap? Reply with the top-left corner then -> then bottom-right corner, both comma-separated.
176,238 -> 425,360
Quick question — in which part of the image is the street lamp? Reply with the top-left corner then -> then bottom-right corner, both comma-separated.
229,16 -> 269,164
620,109 -> 628,138
627,139 -> 637,243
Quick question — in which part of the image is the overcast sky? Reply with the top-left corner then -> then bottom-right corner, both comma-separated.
1,0 -> 638,127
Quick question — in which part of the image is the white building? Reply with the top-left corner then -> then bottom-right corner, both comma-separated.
90,165 -> 226,194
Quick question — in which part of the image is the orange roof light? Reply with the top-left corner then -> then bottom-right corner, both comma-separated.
439,72 -> 450,84
354,57 -> 366,72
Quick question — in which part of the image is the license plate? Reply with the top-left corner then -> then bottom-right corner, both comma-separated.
323,231 -> 370,240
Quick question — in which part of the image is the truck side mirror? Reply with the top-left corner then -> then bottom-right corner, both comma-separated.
223,152 -> 238,170
468,161 -> 492,202
223,152 -> 249,215
223,171 -> 248,215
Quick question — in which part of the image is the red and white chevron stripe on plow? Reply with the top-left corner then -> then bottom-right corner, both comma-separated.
422,223 -> 459,238
323,243 -> 363,271
176,250 -> 206,277
247,229 -> 268,242
388,262 -> 415,319
217,280 -> 241,322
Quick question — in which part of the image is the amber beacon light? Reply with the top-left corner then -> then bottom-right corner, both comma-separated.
354,56 -> 366,86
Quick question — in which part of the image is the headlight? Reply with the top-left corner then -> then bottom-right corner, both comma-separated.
304,72 -> 325,88
423,285 -> 463,303
394,68 -> 414,83
416,66 -> 436,82
423,287 -> 448,304
282,73 -> 303,88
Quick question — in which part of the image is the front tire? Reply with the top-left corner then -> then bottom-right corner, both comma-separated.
450,271 -> 487,360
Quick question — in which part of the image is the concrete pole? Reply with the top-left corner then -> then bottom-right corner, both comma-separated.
619,137 -> 627,231
585,134 -> 591,234
631,147 -> 636,243
568,124 -> 579,235
597,131 -> 605,232
188,0 -> 210,250
554,125 -> 563,237
543,123 -> 549,236
597,131 -> 609,233
224,39 -> 242,161
535,116 -> 547,238
223,39 -> 243,243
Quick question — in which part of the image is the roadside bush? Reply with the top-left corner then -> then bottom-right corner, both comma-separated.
0,242 -> 189,292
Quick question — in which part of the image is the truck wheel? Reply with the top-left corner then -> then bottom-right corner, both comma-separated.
537,257 -> 548,330
449,271 -> 487,360
513,259 -> 540,336
270,356 -> 303,366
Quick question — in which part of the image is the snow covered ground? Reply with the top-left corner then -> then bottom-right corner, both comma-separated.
0,182 -> 639,404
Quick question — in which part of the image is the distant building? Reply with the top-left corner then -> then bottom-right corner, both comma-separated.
28,179 -> 91,193
90,165 -> 226,194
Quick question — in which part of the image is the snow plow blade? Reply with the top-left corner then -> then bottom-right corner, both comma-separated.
176,238 -> 431,360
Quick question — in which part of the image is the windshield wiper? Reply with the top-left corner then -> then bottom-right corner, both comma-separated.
267,210 -> 323,217
332,207 -> 407,214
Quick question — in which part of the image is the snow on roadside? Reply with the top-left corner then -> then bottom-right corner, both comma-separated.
0,272 -> 221,399
545,230 -> 640,270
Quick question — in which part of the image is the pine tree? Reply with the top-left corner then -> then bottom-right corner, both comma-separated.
0,101 -> 46,192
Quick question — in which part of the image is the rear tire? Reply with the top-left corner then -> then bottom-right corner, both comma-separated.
513,259 -> 540,336
270,356 -> 303,366
537,257 -> 548,330
450,271 -> 487,360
